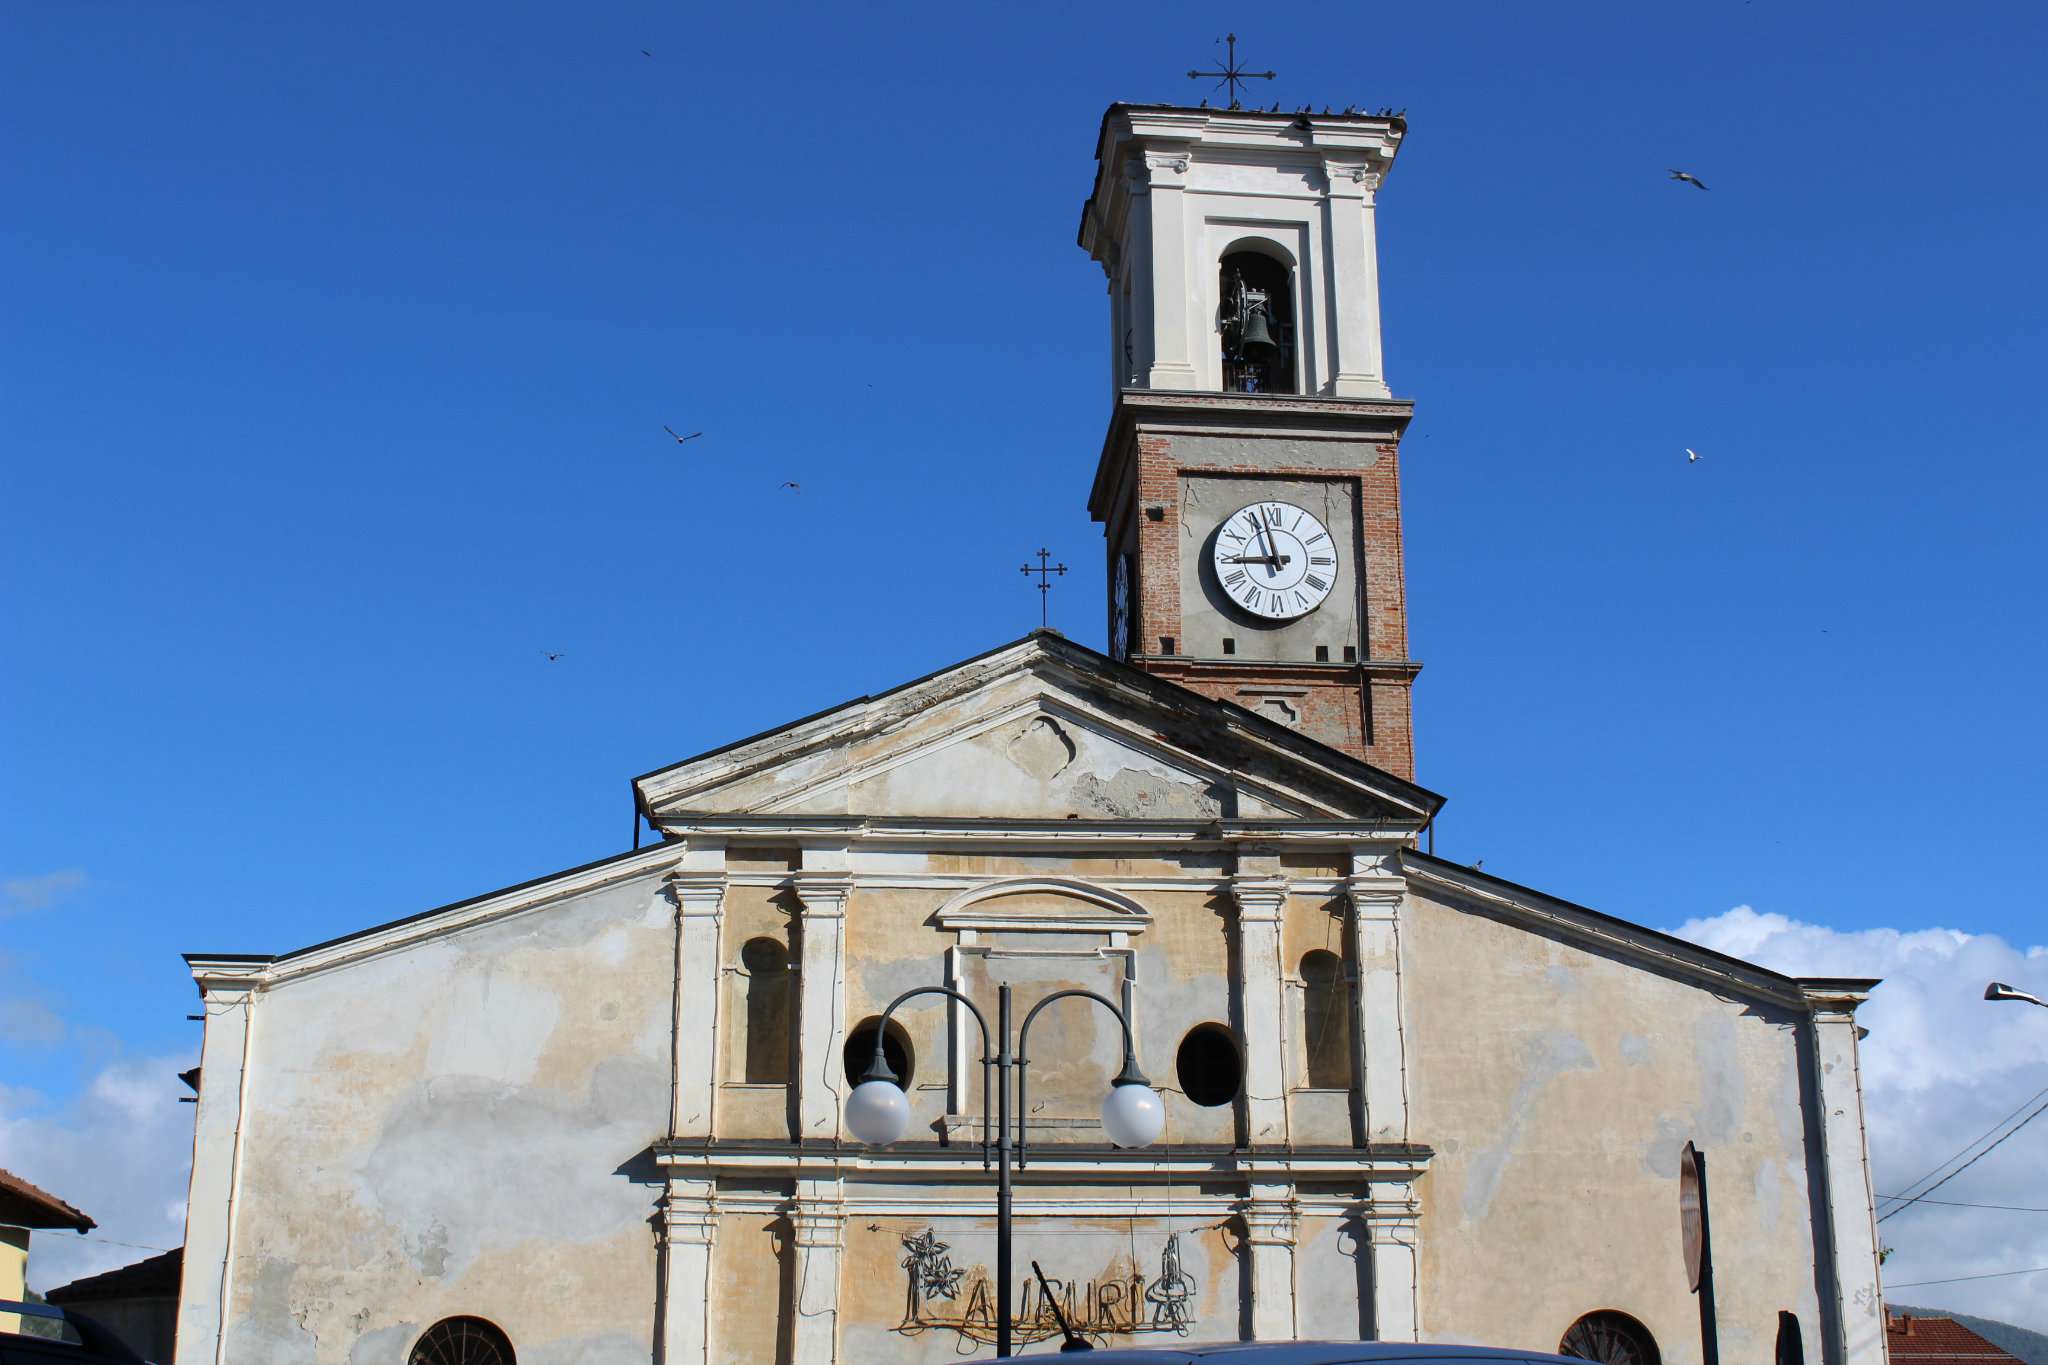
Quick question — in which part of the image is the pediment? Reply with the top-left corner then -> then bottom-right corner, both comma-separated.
932,878 -> 1151,933
633,634 -> 1437,826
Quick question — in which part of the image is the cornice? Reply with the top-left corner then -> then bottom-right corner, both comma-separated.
649,815 -> 1421,848
183,841 -> 680,991
1088,389 -> 1415,523
655,1137 -> 1432,1184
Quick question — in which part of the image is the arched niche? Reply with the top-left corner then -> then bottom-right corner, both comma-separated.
1217,236 -> 1301,395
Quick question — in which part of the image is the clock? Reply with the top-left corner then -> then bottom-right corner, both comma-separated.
1110,555 -> 1131,659
1211,500 -> 1338,620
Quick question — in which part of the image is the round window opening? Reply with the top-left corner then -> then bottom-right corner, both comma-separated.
1176,1023 -> 1243,1108
409,1316 -> 515,1365
1560,1311 -> 1661,1365
843,1016 -> 914,1088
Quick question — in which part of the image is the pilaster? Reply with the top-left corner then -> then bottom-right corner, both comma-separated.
1230,874 -> 1291,1144
174,973 -> 258,1365
1359,1179 -> 1422,1341
792,860 -> 852,1141
667,841 -> 728,1139
788,1181 -> 845,1365
1140,148 -> 1199,390
1242,1184 -> 1299,1339
1802,985 -> 1886,1365
1346,853 -> 1410,1143
1322,160 -> 1390,399
658,1177 -> 718,1365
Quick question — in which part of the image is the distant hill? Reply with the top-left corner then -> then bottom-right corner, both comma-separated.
1894,1304 -> 2048,1365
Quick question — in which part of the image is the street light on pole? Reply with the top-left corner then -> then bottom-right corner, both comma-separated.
843,982 -> 1164,1358
1985,981 -> 2048,1009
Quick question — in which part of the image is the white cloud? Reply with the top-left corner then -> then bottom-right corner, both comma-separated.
1,869 -> 86,917
0,1052 -> 196,1294
0,999 -> 67,1047
1670,907 -> 2048,1334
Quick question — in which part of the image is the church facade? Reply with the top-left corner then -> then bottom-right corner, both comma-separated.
174,105 -> 1887,1365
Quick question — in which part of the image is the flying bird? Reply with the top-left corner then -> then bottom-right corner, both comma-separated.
641,49 -> 651,56
544,651 -> 564,662
778,481 -> 801,491
663,425 -> 703,444
1668,169 -> 1709,191
1686,448 -> 1701,463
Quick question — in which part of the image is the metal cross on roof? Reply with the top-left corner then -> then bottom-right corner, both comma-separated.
1188,33 -> 1276,111
1020,548 -> 1068,630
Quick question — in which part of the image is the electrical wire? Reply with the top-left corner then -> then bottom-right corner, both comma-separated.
1877,1081 -> 2048,1212
1877,1094 -> 2048,1223
1885,1264 -> 2048,1289
1873,1195 -> 2048,1213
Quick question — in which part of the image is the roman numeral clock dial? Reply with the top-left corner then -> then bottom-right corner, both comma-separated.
1211,501 -> 1338,621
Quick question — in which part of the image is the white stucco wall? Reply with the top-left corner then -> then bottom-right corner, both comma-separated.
207,872 -> 677,1365
1403,888 -> 1829,1365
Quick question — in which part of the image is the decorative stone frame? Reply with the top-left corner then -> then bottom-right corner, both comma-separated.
929,877 -> 1151,1121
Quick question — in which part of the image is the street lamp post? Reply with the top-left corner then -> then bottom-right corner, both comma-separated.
842,982 -> 1165,1358
1986,981 -> 2048,1009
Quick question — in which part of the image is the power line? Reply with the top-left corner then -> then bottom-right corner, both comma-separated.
1874,1195 -> 2048,1213
1878,1081 -> 2048,1212
1878,1094 -> 2048,1224
1886,1264 -> 2048,1290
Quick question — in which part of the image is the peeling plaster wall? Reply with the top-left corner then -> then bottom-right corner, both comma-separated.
836,879 -> 1239,1146
1403,889 -> 1824,1365
218,873 -> 677,1365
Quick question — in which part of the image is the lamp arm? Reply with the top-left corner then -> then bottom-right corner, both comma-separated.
1015,988 -> 1150,1168
873,984 -> 997,1164
1017,987 -> 1145,1077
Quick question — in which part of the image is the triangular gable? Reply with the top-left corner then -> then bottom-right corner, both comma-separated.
634,632 -> 1441,825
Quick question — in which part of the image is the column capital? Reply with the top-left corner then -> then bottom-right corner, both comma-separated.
662,1184 -> 718,1247
789,871 -> 852,918
1355,1182 -> 1422,1234
789,1198 -> 845,1250
1230,875 -> 1290,921
1344,875 -> 1405,920
1323,157 -> 1379,197
1240,1198 -> 1299,1247
666,870 -> 727,918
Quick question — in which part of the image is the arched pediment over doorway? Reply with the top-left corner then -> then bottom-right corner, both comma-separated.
930,877 -> 1152,936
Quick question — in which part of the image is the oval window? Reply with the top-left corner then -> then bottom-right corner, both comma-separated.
1175,1023 -> 1242,1108
843,1016 -> 914,1088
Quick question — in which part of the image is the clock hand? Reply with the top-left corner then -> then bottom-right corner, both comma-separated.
1223,554 -> 1291,566
1255,509 -> 1282,574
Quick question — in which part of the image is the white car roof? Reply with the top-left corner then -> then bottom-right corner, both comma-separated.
959,1344 -> 1584,1364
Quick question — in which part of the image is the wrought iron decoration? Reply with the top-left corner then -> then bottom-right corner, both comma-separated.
894,1226 -> 1199,1349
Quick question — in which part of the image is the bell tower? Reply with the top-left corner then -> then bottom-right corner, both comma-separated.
1080,104 -> 1419,777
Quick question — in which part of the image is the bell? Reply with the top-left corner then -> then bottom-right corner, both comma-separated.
1239,309 -> 1278,361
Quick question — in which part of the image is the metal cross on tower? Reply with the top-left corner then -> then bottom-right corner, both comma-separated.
1188,33 -> 1276,111
1019,548 -> 1067,630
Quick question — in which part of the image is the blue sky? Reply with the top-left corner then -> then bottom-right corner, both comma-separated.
5,0 -> 2047,1327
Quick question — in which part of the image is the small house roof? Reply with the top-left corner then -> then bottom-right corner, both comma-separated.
46,1247 -> 183,1304
0,1167 -> 95,1232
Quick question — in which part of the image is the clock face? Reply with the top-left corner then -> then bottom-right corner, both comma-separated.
1211,500 -> 1338,620
1111,555 -> 1131,659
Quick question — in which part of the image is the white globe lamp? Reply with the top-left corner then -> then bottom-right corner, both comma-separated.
1100,1079 -> 1165,1149
845,1078 -> 911,1146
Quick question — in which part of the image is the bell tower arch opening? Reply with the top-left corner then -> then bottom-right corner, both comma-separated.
1219,245 -> 1297,395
